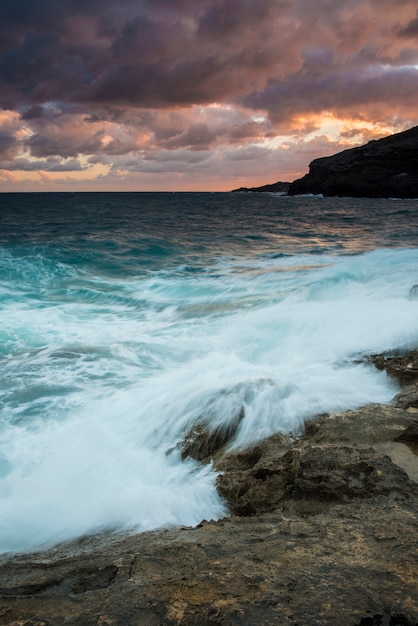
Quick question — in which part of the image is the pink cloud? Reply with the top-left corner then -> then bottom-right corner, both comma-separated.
0,0 -> 417,189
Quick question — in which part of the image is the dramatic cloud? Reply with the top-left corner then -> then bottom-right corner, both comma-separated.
398,10 -> 418,38
0,0 -> 418,190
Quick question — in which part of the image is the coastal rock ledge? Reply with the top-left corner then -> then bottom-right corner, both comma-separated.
1,351 -> 418,625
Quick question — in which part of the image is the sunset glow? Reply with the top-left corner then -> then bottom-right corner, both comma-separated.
0,0 -> 418,191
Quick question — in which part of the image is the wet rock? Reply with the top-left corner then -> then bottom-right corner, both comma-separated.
369,348 -> 418,386
395,419 -> 418,449
395,384 -> 418,410
367,347 -> 418,409
1,354 -> 418,625
181,423 -> 226,461
216,408 -> 418,517
181,407 -> 245,461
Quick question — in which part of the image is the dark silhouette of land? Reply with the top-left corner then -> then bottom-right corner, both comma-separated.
234,126 -> 418,198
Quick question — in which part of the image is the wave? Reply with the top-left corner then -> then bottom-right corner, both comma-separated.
0,239 -> 417,552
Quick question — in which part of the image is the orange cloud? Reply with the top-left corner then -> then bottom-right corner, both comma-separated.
0,0 -> 417,190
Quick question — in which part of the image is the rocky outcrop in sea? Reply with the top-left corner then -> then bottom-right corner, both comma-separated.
231,181 -> 290,194
0,350 -> 417,625
234,126 -> 418,198
289,126 -> 418,198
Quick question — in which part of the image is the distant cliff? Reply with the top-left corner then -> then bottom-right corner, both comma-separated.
232,181 -> 290,194
289,126 -> 418,198
234,126 -> 418,198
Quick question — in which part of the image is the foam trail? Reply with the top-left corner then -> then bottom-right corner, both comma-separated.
0,247 -> 417,553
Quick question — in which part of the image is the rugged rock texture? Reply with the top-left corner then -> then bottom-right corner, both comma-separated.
369,349 -> 418,387
369,349 -> 418,411
289,126 -> 418,198
215,406 -> 418,517
181,407 -> 244,461
1,350 -> 418,625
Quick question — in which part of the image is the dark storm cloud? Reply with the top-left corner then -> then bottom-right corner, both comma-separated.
0,0 -> 104,44
0,0 -> 418,185
21,105 -> 44,120
1,0 -> 417,112
0,130 -> 19,160
0,154 -> 85,171
398,12 -> 418,38
0,0 -> 297,109
0,32 -> 93,108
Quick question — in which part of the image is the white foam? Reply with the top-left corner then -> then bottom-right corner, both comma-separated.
0,247 -> 417,552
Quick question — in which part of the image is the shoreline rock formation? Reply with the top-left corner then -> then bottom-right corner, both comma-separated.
231,181 -> 290,194
233,126 -> 418,198
1,350 -> 418,625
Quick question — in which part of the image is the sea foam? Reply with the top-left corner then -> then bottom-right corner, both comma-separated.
0,229 -> 417,553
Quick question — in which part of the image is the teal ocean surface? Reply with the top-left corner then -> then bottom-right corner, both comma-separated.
0,192 -> 417,553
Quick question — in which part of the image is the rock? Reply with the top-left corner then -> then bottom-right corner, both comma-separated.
288,126 -> 418,198
395,384 -> 418,410
215,406 -> 418,517
231,181 -> 290,193
181,423 -> 230,461
181,407 -> 245,462
367,348 -> 418,408
1,501 -> 417,626
1,353 -> 418,625
368,348 -> 418,386
395,419 -> 418,448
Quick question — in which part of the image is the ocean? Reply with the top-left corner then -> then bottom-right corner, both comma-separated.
0,191 -> 417,554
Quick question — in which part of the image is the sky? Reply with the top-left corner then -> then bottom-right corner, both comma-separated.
0,0 -> 418,192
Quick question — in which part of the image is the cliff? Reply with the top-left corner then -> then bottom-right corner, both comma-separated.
234,126 -> 418,198
289,126 -> 418,198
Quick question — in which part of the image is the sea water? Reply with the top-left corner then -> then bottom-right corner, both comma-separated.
0,192 -> 417,553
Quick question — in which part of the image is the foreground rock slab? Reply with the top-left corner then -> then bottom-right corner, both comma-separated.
1,499 -> 417,626
1,350 -> 418,625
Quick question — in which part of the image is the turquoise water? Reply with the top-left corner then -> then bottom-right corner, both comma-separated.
0,192 -> 417,553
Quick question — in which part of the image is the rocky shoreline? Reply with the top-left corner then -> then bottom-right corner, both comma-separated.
1,351 -> 418,625
233,125 -> 418,198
